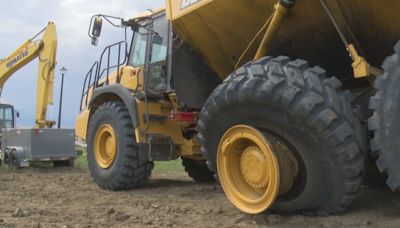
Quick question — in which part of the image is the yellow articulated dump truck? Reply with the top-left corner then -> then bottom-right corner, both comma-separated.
76,0 -> 400,215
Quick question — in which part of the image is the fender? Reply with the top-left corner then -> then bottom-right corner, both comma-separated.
88,84 -> 139,128
5,147 -> 28,168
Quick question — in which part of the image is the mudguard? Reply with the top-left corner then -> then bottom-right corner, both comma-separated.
88,84 -> 139,128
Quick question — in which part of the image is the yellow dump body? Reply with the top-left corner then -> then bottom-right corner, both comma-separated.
167,0 -> 400,80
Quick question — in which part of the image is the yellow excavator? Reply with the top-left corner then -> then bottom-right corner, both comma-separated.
0,22 -> 56,128
76,0 -> 400,215
0,22 -> 75,168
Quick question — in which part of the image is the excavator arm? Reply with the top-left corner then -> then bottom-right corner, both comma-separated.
0,22 -> 57,128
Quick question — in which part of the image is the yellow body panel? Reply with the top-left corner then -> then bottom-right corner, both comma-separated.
166,0 -> 212,20
167,0 -> 400,79
0,41 -> 41,87
76,65 -> 185,147
76,65 -> 144,140
100,66 -> 142,90
180,136 -> 202,159
135,99 -> 184,145
75,108 -> 89,139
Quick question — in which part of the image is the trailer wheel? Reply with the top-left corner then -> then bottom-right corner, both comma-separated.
87,101 -> 153,190
3,150 -> 10,166
198,56 -> 365,215
10,149 -> 19,169
182,158 -> 215,182
369,41 -> 400,191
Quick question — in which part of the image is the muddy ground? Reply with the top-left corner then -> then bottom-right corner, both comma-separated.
1,167 -> 400,228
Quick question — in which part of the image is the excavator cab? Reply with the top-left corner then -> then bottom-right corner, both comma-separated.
0,104 -> 15,129
0,103 -> 15,166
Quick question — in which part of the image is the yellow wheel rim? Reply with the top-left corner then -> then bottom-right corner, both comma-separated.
217,125 -> 280,214
94,124 -> 117,169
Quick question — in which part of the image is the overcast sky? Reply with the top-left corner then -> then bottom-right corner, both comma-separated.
0,0 -> 164,127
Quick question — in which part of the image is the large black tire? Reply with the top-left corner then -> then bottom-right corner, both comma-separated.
198,56 -> 366,215
369,41 -> 400,191
181,158 -> 215,182
10,150 -> 20,169
87,101 -> 153,190
3,150 -> 10,166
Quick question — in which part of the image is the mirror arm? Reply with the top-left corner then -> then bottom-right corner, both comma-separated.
88,14 -> 130,46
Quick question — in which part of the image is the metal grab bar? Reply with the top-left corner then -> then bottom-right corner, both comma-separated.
95,41 -> 126,87
79,40 -> 127,111
80,61 -> 98,110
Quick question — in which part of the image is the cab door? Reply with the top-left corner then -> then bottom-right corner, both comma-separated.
146,13 -> 171,93
128,13 -> 182,147
127,13 -> 171,94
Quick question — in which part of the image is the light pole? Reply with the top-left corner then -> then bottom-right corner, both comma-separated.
58,67 -> 67,129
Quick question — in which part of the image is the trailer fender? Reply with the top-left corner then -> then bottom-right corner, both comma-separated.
5,147 -> 28,168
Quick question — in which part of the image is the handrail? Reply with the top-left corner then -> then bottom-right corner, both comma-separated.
80,61 -> 98,110
95,41 -> 126,87
80,40 -> 127,111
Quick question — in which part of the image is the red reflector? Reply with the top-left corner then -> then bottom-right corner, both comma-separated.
170,111 -> 197,123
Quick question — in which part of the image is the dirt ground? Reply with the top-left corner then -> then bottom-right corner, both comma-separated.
1,168 -> 400,228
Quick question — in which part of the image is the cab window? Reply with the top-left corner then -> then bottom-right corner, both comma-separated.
4,108 -> 12,121
129,25 -> 148,67
0,106 -> 13,128
148,15 -> 169,92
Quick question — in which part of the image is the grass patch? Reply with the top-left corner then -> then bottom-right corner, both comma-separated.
74,151 -> 88,169
0,145 -> 185,174
30,162 -> 53,168
0,162 -> 7,170
153,159 -> 184,174
72,150 -> 184,174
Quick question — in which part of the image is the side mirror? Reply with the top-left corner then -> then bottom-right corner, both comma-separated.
91,16 -> 103,46
15,111 -> 20,118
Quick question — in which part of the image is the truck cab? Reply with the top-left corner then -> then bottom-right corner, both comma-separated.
76,8 -> 218,191
77,9 -> 219,149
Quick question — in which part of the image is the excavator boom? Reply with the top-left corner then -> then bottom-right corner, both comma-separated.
0,22 -> 57,128
35,22 -> 57,128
